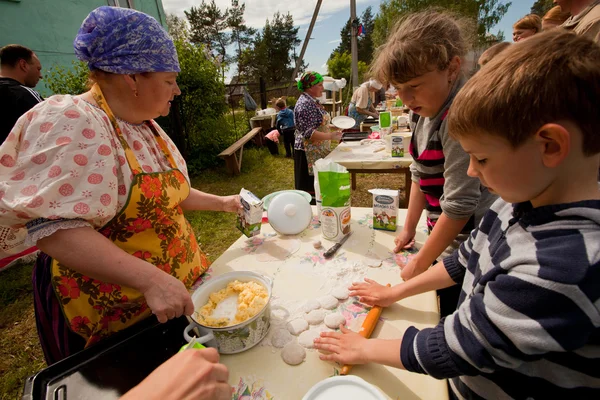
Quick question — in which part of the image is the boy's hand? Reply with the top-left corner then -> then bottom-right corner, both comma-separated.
349,278 -> 397,307
400,258 -> 429,281
394,229 -> 416,253
313,326 -> 369,365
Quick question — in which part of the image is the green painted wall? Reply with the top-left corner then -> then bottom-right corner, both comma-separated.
0,0 -> 167,95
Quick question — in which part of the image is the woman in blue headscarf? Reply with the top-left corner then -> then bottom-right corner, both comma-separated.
0,6 -> 241,364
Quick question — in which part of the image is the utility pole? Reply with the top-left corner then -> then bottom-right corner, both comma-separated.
350,0 -> 359,89
287,0 -> 322,95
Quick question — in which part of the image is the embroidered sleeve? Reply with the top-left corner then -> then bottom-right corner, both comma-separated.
0,96 -> 121,230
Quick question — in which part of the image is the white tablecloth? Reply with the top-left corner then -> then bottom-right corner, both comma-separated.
325,140 -> 413,171
201,207 -> 447,400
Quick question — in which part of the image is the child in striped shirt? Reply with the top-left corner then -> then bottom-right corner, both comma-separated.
315,29 -> 600,400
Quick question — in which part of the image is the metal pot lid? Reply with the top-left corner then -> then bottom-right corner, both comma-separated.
267,192 -> 312,235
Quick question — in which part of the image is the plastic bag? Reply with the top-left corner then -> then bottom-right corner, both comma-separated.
243,87 -> 257,111
315,159 -> 351,241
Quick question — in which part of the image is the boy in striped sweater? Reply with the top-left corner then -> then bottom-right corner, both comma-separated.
314,30 -> 600,399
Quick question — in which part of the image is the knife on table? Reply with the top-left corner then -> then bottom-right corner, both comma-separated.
323,232 -> 353,259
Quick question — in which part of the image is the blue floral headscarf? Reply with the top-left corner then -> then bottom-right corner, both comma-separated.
74,6 -> 180,74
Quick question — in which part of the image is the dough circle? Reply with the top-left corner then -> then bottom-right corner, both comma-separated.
301,299 -> 321,313
305,309 -> 326,325
331,287 -> 349,300
318,295 -> 339,310
287,318 -> 309,335
271,328 -> 293,348
324,313 -> 346,329
298,329 -> 321,348
281,342 -> 306,365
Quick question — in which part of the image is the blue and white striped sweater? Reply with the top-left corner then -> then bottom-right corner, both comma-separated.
401,198 -> 600,399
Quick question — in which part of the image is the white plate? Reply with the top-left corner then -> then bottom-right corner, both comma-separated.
332,116 -> 356,130
302,376 -> 386,400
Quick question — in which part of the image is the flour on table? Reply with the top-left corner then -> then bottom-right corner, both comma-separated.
324,313 -> 346,329
331,287 -> 349,300
255,238 -> 301,262
318,295 -> 338,310
305,309 -> 326,325
287,318 -> 309,335
364,256 -> 382,268
301,299 -> 321,313
298,329 -> 322,348
271,329 -> 293,348
281,342 -> 306,365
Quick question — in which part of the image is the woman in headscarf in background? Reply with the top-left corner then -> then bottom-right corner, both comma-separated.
348,78 -> 382,129
0,6 -> 241,364
293,71 -> 342,201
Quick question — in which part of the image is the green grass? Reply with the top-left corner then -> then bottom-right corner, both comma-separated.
0,143 -> 406,399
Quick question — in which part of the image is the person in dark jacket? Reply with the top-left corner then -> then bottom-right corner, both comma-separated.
0,44 -> 43,143
275,97 -> 295,158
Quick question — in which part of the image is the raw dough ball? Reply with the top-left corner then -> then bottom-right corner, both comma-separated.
331,287 -> 349,300
298,329 -> 321,348
301,299 -> 321,313
287,318 -> 309,335
271,328 -> 293,348
324,313 -> 346,329
365,256 -> 382,268
281,342 -> 306,365
305,309 -> 326,325
318,295 -> 339,310
313,240 -> 322,249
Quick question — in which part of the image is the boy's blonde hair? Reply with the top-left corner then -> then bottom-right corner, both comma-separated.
449,30 -> 600,156
478,42 -> 511,66
513,14 -> 542,33
370,10 -> 474,85
542,6 -> 570,27
275,97 -> 286,109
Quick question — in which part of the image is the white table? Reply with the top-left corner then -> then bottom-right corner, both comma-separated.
325,139 -> 413,207
203,207 -> 447,400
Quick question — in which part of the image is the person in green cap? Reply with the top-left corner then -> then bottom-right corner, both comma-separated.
292,71 -> 342,201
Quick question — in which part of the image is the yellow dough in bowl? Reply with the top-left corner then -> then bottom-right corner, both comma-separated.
197,280 -> 268,328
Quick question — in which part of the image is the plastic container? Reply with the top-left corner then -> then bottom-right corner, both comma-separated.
379,111 -> 392,128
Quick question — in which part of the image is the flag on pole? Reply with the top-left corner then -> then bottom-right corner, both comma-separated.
357,23 -> 365,37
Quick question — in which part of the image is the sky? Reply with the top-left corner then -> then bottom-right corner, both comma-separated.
162,0 -> 536,82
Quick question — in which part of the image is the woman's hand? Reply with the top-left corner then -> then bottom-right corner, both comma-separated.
393,228 -> 416,253
221,195 -> 242,213
349,278 -> 398,307
313,326 -> 369,365
329,131 -> 343,141
140,269 -> 194,323
121,348 -> 230,400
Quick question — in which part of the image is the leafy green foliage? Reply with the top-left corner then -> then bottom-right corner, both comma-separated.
373,0 -> 512,48
531,0 -> 555,16
238,12 -> 302,85
43,60 -> 89,96
162,40 -> 231,174
228,0 -> 257,78
166,14 -> 190,42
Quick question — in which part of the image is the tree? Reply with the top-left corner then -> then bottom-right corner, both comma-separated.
372,0 -> 512,48
227,0 -> 256,78
185,0 -> 231,80
531,0 -> 555,16
330,6 -> 376,64
238,12 -> 301,84
166,14 -> 189,43
358,6 -> 375,64
44,61 -> 89,96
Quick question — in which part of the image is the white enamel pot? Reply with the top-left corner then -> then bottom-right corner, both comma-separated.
184,271 -> 273,354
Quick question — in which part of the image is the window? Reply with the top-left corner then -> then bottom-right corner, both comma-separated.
107,0 -> 135,8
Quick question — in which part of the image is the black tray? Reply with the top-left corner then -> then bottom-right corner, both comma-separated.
23,316 -> 191,400
341,132 -> 370,142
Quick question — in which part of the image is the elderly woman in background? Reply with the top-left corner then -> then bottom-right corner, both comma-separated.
542,6 -> 571,30
293,71 -> 342,201
513,14 -> 542,42
0,6 -> 241,364
348,78 -> 382,129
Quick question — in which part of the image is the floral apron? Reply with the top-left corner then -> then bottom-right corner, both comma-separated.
304,110 -> 332,176
49,84 -> 209,348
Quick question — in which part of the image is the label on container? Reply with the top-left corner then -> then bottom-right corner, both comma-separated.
321,206 -> 351,241
391,135 -> 404,157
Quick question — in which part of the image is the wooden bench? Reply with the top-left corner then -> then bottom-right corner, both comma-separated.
218,127 -> 263,175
